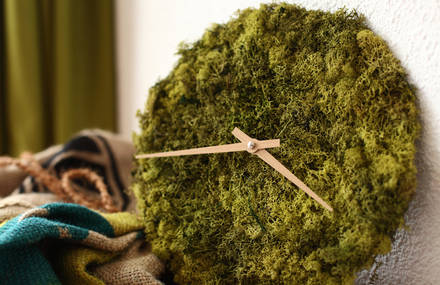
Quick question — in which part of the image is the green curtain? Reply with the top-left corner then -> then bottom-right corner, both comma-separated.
0,0 -> 116,156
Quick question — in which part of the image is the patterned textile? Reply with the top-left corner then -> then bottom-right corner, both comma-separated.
0,202 -> 164,284
0,130 -> 166,284
1,130 -> 136,211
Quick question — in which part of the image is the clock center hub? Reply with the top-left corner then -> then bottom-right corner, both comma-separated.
247,141 -> 258,153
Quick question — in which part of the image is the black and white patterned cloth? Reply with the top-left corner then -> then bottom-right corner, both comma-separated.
1,130 -> 137,212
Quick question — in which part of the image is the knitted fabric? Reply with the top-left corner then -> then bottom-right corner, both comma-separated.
0,130 -> 165,284
0,193 -> 59,223
133,3 -> 419,284
0,129 -> 137,212
0,154 -> 118,212
0,202 -> 164,284
90,239 -> 165,285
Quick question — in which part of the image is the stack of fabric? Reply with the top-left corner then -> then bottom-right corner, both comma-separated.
0,130 -> 166,284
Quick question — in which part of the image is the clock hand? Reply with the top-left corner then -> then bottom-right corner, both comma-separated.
254,149 -> 333,212
135,139 -> 280,159
232,128 -> 333,212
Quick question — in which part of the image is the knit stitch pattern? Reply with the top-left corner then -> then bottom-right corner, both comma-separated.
0,203 -> 159,284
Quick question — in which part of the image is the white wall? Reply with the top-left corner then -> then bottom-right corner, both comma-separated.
115,0 -> 269,138
115,1 -> 440,284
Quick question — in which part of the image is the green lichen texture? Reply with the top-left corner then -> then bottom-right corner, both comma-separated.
133,3 -> 419,284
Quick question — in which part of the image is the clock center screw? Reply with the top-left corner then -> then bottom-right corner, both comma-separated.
247,141 -> 256,150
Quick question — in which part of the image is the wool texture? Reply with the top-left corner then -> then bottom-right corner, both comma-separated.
0,202 -> 164,285
0,129 -> 137,212
133,3 -> 420,284
0,130 -> 165,284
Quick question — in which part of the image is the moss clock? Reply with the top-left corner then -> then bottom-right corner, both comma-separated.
133,4 -> 419,284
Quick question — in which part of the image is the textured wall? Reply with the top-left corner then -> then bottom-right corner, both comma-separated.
116,1 -> 440,283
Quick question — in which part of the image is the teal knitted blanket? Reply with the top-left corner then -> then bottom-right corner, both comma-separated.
0,203 -> 143,284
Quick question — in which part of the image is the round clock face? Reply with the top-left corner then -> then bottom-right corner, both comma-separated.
133,4 -> 419,284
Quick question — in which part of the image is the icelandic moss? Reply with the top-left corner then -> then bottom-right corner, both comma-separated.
133,3 -> 419,284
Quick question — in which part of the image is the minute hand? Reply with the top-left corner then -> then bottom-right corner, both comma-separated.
255,149 -> 333,212
231,128 -> 333,212
135,139 -> 280,159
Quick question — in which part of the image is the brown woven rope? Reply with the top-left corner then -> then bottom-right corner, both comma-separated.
0,152 -> 118,212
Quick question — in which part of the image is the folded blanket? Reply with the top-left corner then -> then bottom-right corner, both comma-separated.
0,201 -> 164,285
0,130 -> 137,212
0,130 -> 166,284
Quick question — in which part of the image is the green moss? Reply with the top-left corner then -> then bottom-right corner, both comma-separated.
133,3 -> 419,284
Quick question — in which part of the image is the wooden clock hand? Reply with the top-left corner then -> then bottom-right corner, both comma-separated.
135,139 -> 280,158
232,128 -> 333,212
136,128 -> 332,211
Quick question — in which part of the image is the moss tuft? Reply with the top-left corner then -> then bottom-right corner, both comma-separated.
133,3 -> 419,284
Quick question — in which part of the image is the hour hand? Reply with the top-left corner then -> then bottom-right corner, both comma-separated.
135,139 -> 280,159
